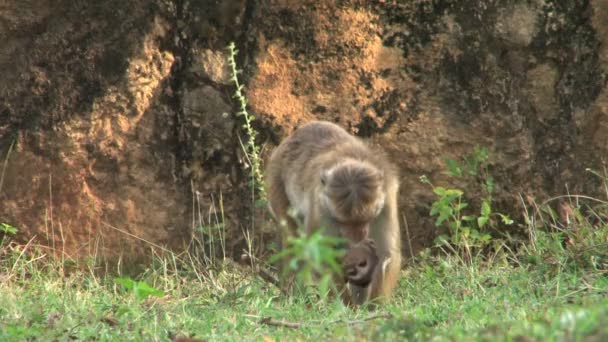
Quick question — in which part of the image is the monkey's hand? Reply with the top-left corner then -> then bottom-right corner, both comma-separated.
343,239 -> 379,287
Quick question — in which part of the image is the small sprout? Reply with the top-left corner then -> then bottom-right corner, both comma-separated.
115,278 -> 165,300
0,223 -> 18,235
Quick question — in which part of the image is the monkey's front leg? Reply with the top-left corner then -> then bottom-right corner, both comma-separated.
349,253 -> 399,307
365,196 -> 402,304
366,253 -> 401,304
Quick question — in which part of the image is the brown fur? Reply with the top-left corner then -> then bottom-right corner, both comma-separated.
266,121 -> 401,306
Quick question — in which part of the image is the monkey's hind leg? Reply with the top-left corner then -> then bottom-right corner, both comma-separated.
266,175 -> 300,294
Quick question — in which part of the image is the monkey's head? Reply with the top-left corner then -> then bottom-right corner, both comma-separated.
320,159 -> 385,242
343,239 -> 378,287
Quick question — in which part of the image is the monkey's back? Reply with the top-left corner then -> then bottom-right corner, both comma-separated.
270,122 -> 357,176
274,121 -> 359,165
267,121 -> 396,200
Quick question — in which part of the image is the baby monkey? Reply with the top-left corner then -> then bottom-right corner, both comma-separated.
342,239 -> 378,287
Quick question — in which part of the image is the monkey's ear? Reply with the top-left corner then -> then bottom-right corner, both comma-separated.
320,170 -> 330,186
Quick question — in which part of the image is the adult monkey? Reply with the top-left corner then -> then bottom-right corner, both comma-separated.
266,121 -> 401,306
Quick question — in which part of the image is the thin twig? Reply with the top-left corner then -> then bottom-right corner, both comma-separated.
0,139 -> 15,194
9,235 -> 38,276
402,214 -> 415,262
259,317 -> 303,329
101,221 -> 198,267
247,260 -> 290,296
542,194 -> 608,206
251,312 -> 393,329
329,312 -> 394,326
256,265 -> 281,289
101,221 -> 172,253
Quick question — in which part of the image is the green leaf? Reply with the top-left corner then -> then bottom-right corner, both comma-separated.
485,176 -> 495,194
477,216 -> 488,229
476,146 -> 489,163
134,281 -> 165,300
480,234 -> 492,242
437,206 -> 453,226
0,223 -> 18,235
436,213 -> 451,227
319,274 -> 331,298
430,203 -> 441,216
464,158 -> 478,176
445,189 -> 464,197
433,187 -> 447,196
444,158 -> 462,177
481,200 -> 492,217
469,229 -> 480,238
115,278 -> 163,300
499,214 -> 514,225
455,202 -> 469,211
434,234 -> 449,245
115,277 -> 135,290
289,258 -> 299,271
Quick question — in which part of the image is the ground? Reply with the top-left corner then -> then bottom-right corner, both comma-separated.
1,215 -> 608,341
1,151 -> 608,340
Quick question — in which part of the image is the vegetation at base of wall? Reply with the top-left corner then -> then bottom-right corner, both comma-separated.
2,143 -> 608,340
421,146 -> 514,264
1,186 -> 607,340
0,241 -> 606,340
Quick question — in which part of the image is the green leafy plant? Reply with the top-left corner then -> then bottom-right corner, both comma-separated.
0,222 -> 18,250
114,277 -> 165,300
270,230 -> 346,299
0,223 -> 18,235
226,42 -> 267,266
421,146 -> 512,263
227,42 -> 266,203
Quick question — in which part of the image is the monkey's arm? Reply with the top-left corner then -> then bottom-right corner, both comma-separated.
367,183 -> 402,303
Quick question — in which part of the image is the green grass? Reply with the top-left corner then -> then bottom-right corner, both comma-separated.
1,219 -> 607,342
2,155 -> 608,340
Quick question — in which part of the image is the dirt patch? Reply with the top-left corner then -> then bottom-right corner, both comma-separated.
248,2 -> 416,134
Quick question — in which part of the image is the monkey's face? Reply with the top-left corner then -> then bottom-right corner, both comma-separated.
343,239 -> 378,287
320,160 -> 385,242
331,218 -> 370,242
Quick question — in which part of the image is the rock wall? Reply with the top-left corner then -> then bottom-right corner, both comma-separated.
1,0 -> 607,260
